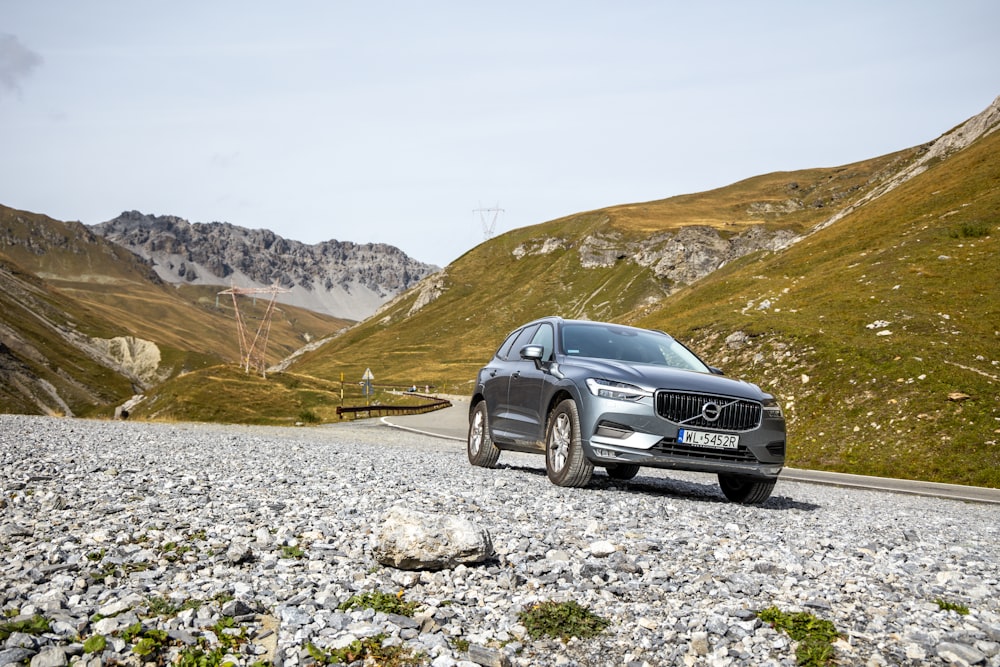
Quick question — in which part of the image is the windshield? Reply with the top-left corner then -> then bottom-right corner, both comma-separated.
560,323 -> 710,373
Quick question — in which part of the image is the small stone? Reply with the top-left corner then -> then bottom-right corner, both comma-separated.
97,593 -> 143,618
588,541 -> 617,557
936,641 -> 986,664
221,599 -> 254,616
546,549 -> 572,563
0,648 -> 37,666
467,643 -> 510,667
690,631 -> 710,656
226,541 -> 254,564
29,647 -> 68,667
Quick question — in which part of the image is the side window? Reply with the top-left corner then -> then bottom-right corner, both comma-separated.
495,329 -> 521,360
530,323 -> 554,361
502,324 -> 539,361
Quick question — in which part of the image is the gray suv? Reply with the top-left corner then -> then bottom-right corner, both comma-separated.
468,317 -> 785,504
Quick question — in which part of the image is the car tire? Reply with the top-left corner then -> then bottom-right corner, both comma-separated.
468,401 -> 500,468
605,464 -> 640,481
718,474 -> 776,504
545,399 -> 593,487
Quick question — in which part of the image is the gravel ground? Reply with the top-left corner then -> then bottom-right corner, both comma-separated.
1,414 -> 999,667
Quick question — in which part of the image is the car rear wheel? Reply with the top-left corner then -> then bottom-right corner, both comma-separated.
718,473 -> 776,504
605,464 -> 640,480
545,399 -> 593,487
468,401 -> 500,468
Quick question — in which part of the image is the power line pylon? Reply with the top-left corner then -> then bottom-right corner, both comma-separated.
217,283 -> 290,378
473,203 -> 504,240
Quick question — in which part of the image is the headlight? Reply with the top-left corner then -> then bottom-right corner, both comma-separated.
586,378 -> 651,401
762,398 -> 783,419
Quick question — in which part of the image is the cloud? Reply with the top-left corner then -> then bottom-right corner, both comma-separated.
0,33 -> 43,96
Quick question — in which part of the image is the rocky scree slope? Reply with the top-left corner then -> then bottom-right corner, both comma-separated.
92,212 -> 440,321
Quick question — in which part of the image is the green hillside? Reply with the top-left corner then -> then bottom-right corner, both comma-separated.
635,129 -> 1000,486
0,206 -> 350,416
290,128 -> 998,487
289,150 -> 923,390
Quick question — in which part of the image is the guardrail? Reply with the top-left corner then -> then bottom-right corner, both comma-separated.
336,395 -> 452,420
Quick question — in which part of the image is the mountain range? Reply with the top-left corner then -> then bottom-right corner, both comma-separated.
1,95 -> 997,487
92,211 -> 439,320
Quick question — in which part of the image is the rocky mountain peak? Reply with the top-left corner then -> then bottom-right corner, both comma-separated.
92,212 -> 439,320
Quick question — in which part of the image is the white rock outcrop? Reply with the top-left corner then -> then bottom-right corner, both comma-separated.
90,335 -> 161,384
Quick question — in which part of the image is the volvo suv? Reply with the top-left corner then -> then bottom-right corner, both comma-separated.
468,317 -> 786,504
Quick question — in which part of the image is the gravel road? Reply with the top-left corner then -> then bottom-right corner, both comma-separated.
1,414 -> 998,666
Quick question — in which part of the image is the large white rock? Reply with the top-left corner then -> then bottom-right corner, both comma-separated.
374,506 -> 493,571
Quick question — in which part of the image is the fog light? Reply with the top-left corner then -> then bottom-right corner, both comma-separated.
595,421 -> 633,439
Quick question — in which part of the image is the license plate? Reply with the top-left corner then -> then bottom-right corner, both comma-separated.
678,428 -> 739,449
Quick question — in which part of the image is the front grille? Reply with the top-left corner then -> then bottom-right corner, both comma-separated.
654,391 -> 762,431
651,438 -> 759,463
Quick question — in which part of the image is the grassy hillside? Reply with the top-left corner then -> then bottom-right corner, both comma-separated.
290,150 -> 923,391
635,128 -> 1000,486
0,257 -> 140,414
124,364 -> 434,425
289,129 -> 997,487
0,206 -> 351,416
123,365 -> 343,425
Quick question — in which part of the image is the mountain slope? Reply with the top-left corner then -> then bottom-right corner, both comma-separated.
92,211 -> 439,320
289,97 -> 999,487
0,206 -> 350,416
633,119 -> 1000,485
287,146 -> 927,387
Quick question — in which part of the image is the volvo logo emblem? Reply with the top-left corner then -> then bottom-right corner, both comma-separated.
701,402 -> 721,422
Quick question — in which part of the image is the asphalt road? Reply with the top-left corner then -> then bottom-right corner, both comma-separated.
383,401 -> 1000,505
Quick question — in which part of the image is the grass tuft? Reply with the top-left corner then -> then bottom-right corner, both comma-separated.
758,606 -> 840,666
338,590 -> 419,617
518,599 -> 609,641
306,636 -> 423,666
0,615 -> 51,642
934,598 -> 970,615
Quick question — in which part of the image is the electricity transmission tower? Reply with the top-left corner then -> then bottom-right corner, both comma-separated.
473,204 -> 504,240
218,283 -> 290,378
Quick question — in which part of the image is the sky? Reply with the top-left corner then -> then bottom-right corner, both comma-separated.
2,2 -> 998,267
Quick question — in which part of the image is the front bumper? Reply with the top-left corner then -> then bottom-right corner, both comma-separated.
579,398 -> 786,479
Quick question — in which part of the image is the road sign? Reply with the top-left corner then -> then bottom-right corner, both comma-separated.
362,368 -> 374,404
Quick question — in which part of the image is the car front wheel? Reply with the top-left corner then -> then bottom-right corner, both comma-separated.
468,401 -> 500,468
545,399 -> 593,487
718,473 -> 776,504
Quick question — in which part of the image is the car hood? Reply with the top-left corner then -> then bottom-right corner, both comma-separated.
558,357 -> 769,400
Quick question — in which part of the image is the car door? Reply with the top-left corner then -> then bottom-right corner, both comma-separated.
483,324 -> 538,441
505,323 -> 554,445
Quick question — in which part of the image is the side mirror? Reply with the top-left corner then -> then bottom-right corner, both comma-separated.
520,344 -> 544,361
709,366 -> 725,376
